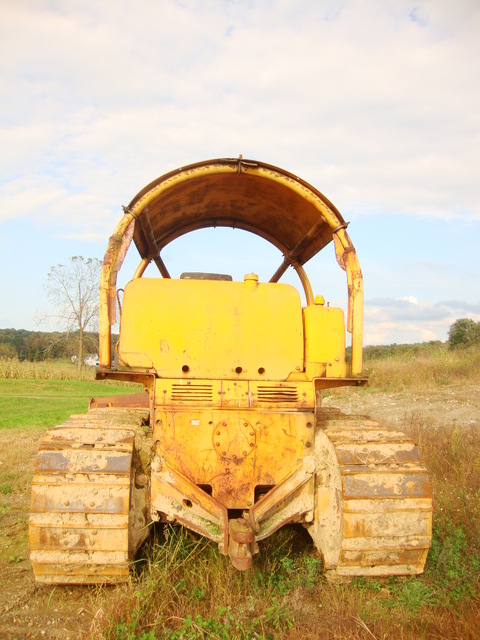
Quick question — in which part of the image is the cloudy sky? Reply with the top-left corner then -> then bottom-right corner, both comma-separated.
1,0 -> 479,345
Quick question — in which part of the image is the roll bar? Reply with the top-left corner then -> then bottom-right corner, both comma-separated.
99,158 -> 363,375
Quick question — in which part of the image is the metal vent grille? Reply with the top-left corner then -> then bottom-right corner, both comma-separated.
170,384 -> 213,402
257,386 -> 298,403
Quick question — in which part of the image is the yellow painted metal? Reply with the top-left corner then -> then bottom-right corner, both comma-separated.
29,408 -> 150,584
152,409 -> 314,510
293,265 -> 314,306
151,458 -> 228,549
314,408 -> 432,578
32,157 -> 434,585
303,304 -> 348,378
99,214 -> 136,367
250,461 -> 315,541
98,158 -> 364,376
133,257 -> 150,279
118,277 -> 304,380
333,226 -> 364,375
154,379 -> 315,409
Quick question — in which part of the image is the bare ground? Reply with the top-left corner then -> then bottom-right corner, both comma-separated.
0,382 -> 478,639
322,381 -> 480,430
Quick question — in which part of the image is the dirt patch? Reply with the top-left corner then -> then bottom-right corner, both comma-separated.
1,382 -> 479,639
322,382 -> 480,430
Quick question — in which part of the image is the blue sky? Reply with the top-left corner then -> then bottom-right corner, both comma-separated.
1,0 -> 479,345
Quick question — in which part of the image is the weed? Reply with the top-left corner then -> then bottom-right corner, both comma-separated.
8,555 -> 24,563
426,526 -> 480,604
395,578 -> 436,614
188,585 -> 206,601
90,526 -> 306,640
451,425 -> 462,459
169,613 -> 233,640
301,553 -> 323,589
112,618 -> 156,640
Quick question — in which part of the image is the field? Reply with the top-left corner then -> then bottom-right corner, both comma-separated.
0,350 -> 479,639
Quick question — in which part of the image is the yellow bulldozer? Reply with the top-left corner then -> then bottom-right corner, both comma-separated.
29,157 -> 432,584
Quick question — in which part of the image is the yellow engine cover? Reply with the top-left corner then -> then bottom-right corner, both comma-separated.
118,277 -> 304,380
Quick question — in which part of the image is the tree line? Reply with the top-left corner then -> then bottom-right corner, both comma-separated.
0,328 -> 103,362
1,321 -> 477,364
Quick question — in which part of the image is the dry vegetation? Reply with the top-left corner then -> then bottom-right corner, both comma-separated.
0,346 -> 479,639
363,342 -> 480,391
0,358 -> 97,381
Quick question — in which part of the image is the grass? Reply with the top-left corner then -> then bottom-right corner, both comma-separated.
0,361 -> 142,429
363,343 -> 480,391
80,346 -> 480,640
87,526 -> 480,639
89,526 -> 325,640
1,349 -> 480,638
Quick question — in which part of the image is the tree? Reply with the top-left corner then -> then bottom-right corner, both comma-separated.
0,341 -> 16,358
44,256 -> 102,368
448,318 -> 480,349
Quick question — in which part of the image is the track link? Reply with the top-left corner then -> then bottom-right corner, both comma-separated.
317,408 -> 432,578
29,407 -> 149,584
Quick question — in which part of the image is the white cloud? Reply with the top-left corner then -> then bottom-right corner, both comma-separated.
365,296 -> 480,344
399,295 -> 419,305
1,0 -> 479,336
2,1 -> 480,227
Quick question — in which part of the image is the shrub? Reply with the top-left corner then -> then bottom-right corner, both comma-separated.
448,318 -> 480,349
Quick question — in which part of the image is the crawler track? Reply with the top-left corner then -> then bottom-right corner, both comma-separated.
29,407 -> 149,584
318,408 -> 432,577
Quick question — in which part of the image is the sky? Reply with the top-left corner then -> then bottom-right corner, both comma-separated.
1,0 -> 479,346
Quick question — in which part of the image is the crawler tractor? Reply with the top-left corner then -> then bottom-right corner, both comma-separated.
30,158 -> 432,583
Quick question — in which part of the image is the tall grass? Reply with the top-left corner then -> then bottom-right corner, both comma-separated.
88,526 -> 329,640
0,357 -> 97,380
364,344 -> 480,391
3,345 -> 479,388
404,416 -> 480,603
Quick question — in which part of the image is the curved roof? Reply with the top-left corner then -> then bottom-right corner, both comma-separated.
100,157 -> 364,374
126,157 -> 347,266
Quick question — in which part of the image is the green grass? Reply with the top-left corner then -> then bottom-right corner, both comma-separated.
0,378 -> 139,397
0,378 -> 142,430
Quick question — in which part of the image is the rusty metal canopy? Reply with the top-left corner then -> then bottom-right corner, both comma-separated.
126,157 -> 347,266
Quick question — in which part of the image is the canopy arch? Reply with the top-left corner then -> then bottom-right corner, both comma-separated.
127,157 -> 345,265
100,157 -> 363,373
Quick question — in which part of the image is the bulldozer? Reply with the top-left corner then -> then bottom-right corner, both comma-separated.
29,157 -> 432,584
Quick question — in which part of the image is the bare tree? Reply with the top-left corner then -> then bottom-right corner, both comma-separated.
44,256 -> 102,368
